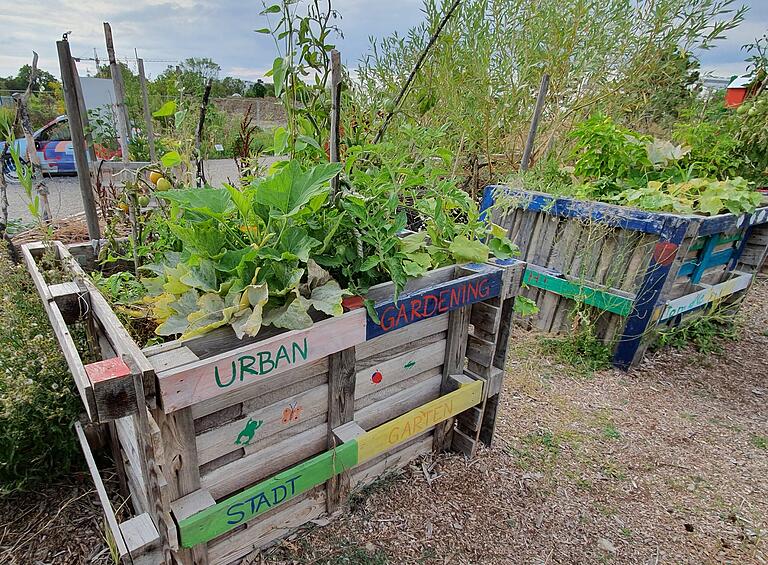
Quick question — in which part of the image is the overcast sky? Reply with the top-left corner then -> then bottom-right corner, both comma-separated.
1,0 -> 766,84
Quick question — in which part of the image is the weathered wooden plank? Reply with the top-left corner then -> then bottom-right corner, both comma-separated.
179,440 -> 357,547
350,434 -> 432,491
201,424 -> 327,499
355,314 -> 448,361
147,347 -> 199,373
119,513 -> 162,565
355,339 -> 445,401
85,357 -> 137,421
355,373 -> 443,430
158,308 -> 366,412
366,264 -> 502,339
466,334 -> 495,367
192,359 -> 327,420
326,345 -> 356,513
470,301 -> 502,335
74,421 -> 130,557
365,264 -> 456,303
523,266 -> 634,316
355,366 -> 442,413
660,272 -> 752,321
196,384 -> 328,466
206,490 -> 326,565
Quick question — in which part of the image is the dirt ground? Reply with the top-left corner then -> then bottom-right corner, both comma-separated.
2,278 -> 766,564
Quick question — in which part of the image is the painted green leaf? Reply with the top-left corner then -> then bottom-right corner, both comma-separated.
309,280 -> 346,317
253,161 -> 341,218
449,235 -> 489,264
160,151 -> 182,168
152,100 -> 177,118
263,293 -> 313,330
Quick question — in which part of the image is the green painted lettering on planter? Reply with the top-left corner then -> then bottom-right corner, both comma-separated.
178,440 -> 358,548
523,266 -> 634,316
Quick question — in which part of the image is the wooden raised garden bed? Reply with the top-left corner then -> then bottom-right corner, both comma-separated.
482,185 -> 768,369
23,239 -> 525,564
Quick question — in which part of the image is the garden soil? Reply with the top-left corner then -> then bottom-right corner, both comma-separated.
2,277 -> 766,564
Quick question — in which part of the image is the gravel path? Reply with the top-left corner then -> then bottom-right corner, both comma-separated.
5,158 -> 274,224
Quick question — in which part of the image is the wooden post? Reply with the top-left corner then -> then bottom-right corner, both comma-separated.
136,54 -> 157,162
433,266 -> 472,452
70,58 -> 97,162
57,39 -> 101,241
103,22 -> 131,162
326,346 -> 356,513
520,73 -> 549,172
612,217 -> 690,369
329,49 -> 341,196
195,79 -> 213,187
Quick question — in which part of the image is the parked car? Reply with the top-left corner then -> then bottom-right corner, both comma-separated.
0,115 -> 122,182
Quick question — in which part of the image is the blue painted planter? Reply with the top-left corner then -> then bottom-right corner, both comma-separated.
482,186 -> 768,369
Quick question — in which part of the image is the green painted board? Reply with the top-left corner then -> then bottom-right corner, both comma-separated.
689,232 -> 742,251
179,440 -> 358,547
523,266 -> 634,316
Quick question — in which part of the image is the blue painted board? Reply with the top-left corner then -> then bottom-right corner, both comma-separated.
366,264 -> 503,340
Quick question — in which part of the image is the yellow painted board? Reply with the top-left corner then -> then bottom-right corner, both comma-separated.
356,379 -> 483,463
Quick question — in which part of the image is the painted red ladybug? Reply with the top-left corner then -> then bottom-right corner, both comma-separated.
371,370 -> 383,384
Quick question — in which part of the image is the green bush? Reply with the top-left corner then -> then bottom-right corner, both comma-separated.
0,249 -> 82,492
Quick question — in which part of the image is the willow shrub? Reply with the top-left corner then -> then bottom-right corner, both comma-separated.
0,249 -> 81,492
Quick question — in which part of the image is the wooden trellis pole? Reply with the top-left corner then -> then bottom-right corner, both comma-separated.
103,22 -> 131,162
136,52 -> 157,162
57,39 -> 100,241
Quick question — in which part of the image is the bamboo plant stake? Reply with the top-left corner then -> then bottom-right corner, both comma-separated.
520,73 -> 549,172
195,79 -> 213,187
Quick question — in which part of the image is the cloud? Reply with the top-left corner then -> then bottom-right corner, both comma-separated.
0,0 -> 765,84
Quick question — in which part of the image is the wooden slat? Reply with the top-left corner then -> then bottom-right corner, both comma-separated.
192,358 -> 328,420
119,513 -> 162,565
74,422 -> 130,557
355,374 -> 443,430
206,490 -> 326,565
350,434 -> 432,491
158,308 -> 366,412
196,385 -> 328,466
355,339 -> 445,401
201,424 -> 327,499
660,271 -> 752,321
355,313 -> 448,361
326,345 -> 356,513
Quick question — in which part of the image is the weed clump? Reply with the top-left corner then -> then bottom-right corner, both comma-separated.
0,248 -> 81,492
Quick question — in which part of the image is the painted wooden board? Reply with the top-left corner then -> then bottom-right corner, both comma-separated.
178,378 -> 484,548
366,264 -> 502,339
179,441 -> 358,547
355,378 -> 483,463
523,266 -> 634,316
158,308 -> 366,412
660,272 -> 752,321
196,384 -> 328,466
354,339 -> 445,400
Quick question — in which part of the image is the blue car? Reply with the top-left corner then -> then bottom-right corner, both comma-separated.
1,115 -> 76,181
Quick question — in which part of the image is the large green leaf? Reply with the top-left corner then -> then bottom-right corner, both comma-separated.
253,161 -> 341,218
449,235 -> 489,264
155,290 -> 198,336
152,101 -> 176,118
160,187 -> 234,217
169,220 -> 227,258
278,226 -> 321,262
183,290 -> 243,339
308,280 -> 346,317
180,259 -> 218,292
263,293 -> 313,330
232,282 -> 269,339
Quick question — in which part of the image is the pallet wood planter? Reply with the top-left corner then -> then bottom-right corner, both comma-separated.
23,239 -> 525,564
482,185 -> 768,369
